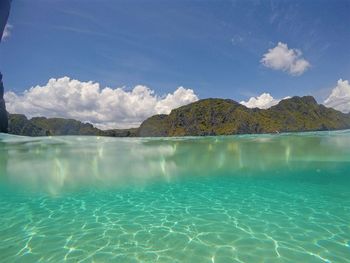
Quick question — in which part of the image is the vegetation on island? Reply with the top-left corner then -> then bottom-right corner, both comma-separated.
138,96 -> 350,136
8,115 -> 137,137
6,96 -> 350,137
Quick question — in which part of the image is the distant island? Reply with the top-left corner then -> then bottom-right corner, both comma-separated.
6,96 -> 350,137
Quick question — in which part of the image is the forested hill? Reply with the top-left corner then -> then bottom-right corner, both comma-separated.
138,96 -> 350,136
6,96 -> 350,137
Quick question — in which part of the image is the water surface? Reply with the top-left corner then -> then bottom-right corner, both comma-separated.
0,131 -> 350,262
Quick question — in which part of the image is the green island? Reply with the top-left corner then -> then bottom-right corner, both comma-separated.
7,96 -> 350,137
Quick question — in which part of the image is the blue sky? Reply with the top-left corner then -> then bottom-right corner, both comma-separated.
1,0 -> 350,128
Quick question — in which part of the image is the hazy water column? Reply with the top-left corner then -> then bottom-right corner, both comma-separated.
0,0 -> 11,133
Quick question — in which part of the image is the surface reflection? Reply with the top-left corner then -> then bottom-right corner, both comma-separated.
1,130 -> 350,194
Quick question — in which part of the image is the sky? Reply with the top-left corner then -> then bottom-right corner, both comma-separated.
1,0 -> 350,129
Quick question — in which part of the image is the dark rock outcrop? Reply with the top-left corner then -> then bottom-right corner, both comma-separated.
0,74 -> 8,133
0,0 -> 11,133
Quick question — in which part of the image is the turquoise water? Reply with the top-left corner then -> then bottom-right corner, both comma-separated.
0,132 -> 350,262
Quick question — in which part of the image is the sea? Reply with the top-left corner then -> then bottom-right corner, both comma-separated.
0,131 -> 349,262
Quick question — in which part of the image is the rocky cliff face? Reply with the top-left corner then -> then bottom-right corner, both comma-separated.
138,96 -> 350,137
0,0 -> 11,133
0,73 -> 8,133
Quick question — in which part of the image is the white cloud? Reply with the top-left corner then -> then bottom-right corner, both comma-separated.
5,77 -> 198,129
261,42 -> 310,76
240,93 -> 290,109
1,23 -> 13,41
324,79 -> 350,113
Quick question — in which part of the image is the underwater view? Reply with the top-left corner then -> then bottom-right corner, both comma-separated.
0,131 -> 350,262
2,0 -> 350,262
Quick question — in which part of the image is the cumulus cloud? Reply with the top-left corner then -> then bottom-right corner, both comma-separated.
240,93 -> 290,109
261,42 -> 310,76
1,23 -> 12,41
5,77 -> 198,129
324,79 -> 350,113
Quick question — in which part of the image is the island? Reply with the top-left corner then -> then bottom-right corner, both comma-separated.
6,96 -> 350,137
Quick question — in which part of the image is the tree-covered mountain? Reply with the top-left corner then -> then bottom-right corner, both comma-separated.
6,96 -> 350,137
138,96 -> 350,136
8,114 -> 49,136
8,115 -> 137,137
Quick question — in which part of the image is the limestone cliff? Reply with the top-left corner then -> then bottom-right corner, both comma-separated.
0,0 -> 11,133
0,74 -> 8,133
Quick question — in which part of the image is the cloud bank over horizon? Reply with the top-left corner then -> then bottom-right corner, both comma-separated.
324,79 -> 350,113
261,42 -> 310,76
5,77 -> 350,129
5,77 -> 198,129
240,93 -> 291,109
241,79 -> 350,113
